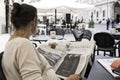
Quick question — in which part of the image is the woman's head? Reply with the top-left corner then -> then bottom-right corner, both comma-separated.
11,3 -> 37,32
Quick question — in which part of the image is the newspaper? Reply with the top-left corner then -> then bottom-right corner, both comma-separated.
56,54 -> 81,78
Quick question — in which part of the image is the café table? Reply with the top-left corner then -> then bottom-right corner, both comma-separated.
30,34 -> 75,44
87,56 -> 120,80
111,32 -> 120,57
30,35 -> 63,43
112,32 -> 120,40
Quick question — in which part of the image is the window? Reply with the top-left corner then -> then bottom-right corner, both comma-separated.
97,11 -> 99,17
91,12 -> 93,18
103,10 -> 105,17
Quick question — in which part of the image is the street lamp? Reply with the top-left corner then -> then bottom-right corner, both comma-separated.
107,0 -> 108,18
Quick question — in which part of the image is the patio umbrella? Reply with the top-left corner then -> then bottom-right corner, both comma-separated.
23,0 -> 63,10
23,0 -> 94,23
23,0 -> 94,13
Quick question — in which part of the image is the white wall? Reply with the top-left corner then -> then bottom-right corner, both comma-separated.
0,0 -> 5,33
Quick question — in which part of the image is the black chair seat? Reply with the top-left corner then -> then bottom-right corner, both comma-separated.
98,47 -> 115,51
97,47 -> 116,56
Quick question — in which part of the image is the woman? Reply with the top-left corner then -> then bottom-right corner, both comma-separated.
2,3 -> 80,80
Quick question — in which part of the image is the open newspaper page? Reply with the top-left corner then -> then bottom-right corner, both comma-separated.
55,54 -> 81,79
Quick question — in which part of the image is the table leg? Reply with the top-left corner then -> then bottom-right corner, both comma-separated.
118,41 -> 120,57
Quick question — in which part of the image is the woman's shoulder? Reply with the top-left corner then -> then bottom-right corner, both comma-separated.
9,37 -> 32,47
16,37 -> 29,42
17,37 -> 31,45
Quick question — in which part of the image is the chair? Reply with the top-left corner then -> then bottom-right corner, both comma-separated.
32,43 -> 38,47
49,29 -> 65,36
94,32 -> 116,57
82,30 -> 92,41
71,29 -> 83,41
116,28 -> 120,32
117,41 -> 120,57
0,52 -> 6,80
55,28 -> 65,36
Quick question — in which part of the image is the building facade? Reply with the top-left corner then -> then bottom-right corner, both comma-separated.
78,0 -> 120,24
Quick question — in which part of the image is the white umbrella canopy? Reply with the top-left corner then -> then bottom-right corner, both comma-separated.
24,0 -> 64,9
64,1 -> 94,12
37,12 -> 63,16
24,0 -> 64,13
23,0 -> 94,13
49,6 -> 73,13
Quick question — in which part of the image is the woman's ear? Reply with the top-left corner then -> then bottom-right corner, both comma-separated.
33,17 -> 37,27
30,18 -> 37,34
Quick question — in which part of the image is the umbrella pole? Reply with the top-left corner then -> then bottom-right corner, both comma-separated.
55,9 -> 57,24
5,0 -> 9,33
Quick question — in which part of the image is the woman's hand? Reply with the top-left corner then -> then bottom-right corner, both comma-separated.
111,59 -> 120,69
66,74 -> 80,80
